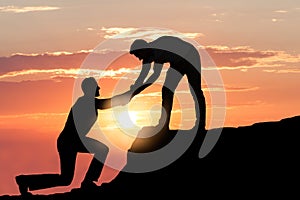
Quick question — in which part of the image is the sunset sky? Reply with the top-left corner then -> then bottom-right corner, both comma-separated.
1,0 -> 300,196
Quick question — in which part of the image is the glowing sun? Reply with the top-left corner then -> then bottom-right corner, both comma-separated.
116,110 -> 138,129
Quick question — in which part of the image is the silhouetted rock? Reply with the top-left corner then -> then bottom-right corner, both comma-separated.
1,115 -> 299,199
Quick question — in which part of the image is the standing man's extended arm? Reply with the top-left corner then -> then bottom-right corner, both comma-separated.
143,63 -> 163,85
131,62 -> 151,89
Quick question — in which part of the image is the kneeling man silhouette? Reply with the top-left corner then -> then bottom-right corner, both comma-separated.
15,77 -> 150,196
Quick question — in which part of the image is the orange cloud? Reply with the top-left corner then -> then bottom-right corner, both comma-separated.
0,68 -> 139,82
204,45 -> 300,73
0,6 -> 60,13
0,52 -> 87,74
100,27 -> 204,41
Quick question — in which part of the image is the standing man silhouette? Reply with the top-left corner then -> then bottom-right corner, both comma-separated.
15,77 -> 149,196
129,36 -> 206,132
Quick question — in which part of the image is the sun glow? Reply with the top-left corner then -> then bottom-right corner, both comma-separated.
115,110 -> 138,129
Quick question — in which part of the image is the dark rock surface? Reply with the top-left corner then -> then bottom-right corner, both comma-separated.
1,116 -> 299,199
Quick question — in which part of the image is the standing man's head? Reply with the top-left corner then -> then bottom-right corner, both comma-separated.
81,77 -> 100,97
129,39 -> 152,61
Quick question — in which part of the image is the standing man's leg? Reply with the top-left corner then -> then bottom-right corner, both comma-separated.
158,67 -> 183,129
186,65 -> 206,131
